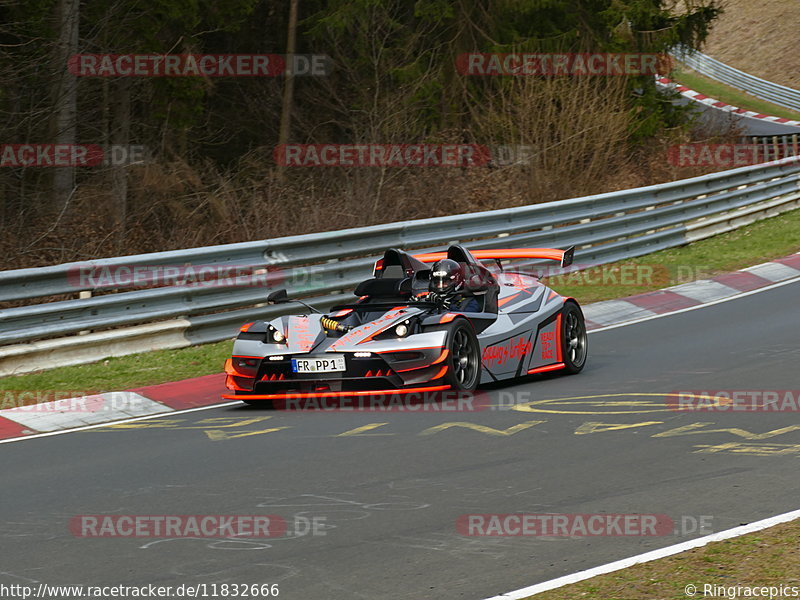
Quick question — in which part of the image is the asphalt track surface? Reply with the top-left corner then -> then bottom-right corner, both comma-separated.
2,280 -> 799,600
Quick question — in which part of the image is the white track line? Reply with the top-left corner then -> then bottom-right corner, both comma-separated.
483,507 -> 800,599
2,273 -> 798,446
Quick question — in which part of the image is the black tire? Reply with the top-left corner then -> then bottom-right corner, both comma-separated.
441,320 -> 481,392
561,301 -> 588,374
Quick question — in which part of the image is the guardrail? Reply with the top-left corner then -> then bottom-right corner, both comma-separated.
1,155 -> 799,375
671,47 -> 800,113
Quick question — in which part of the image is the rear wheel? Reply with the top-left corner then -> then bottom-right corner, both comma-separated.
442,320 -> 481,391
561,301 -> 588,374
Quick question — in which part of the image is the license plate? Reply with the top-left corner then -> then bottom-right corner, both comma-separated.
292,355 -> 346,373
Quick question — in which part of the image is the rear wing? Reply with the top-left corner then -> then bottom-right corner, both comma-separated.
414,247 -> 574,268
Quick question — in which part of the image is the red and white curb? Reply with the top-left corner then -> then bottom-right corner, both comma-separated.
583,252 -> 800,329
0,373 -> 228,442
1,252 -> 798,442
657,76 -> 800,128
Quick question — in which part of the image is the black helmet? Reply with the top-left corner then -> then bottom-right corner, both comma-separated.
430,259 -> 464,295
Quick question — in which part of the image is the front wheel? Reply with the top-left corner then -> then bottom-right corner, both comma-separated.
442,320 -> 481,392
561,301 -> 588,374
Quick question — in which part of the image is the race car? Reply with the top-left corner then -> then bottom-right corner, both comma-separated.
222,244 -> 587,404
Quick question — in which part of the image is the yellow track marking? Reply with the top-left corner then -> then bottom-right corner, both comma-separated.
205,426 -> 291,441
337,423 -> 394,437
511,392 -> 740,415
419,420 -> 545,436
653,422 -> 800,440
574,421 -> 663,435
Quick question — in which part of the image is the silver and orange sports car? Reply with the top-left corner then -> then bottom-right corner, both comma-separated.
223,244 -> 587,404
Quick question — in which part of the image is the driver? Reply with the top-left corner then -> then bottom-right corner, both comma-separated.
428,258 -> 481,312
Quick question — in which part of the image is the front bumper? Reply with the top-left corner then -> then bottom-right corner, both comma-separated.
224,347 -> 449,398
221,384 -> 451,401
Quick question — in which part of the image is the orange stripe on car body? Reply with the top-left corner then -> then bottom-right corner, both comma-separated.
498,293 -> 521,307
222,385 -> 452,401
432,348 -> 450,365
527,362 -> 565,375
429,365 -> 449,380
376,345 -> 442,353
224,358 -> 243,376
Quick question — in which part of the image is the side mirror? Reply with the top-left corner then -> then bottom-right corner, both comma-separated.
267,289 -> 289,304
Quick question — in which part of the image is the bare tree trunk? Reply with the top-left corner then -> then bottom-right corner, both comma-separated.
111,78 -> 131,252
51,0 -> 79,211
276,0 -> 299,181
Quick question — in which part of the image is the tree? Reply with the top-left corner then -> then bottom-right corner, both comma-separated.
51,0 -> 79,210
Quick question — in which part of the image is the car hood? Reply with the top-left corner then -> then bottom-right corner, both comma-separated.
285,306 -> 425,353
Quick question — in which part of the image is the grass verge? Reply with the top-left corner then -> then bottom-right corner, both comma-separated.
0,340 -> 232,394
1,207 -> 799,395
671,67 -> 800,122
528,518 -> 800,600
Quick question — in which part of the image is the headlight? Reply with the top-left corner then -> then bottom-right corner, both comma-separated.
374,318 -> 418,341
267,324 -> 287,344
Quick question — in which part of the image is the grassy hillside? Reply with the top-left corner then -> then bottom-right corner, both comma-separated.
702,0 -> 800,89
